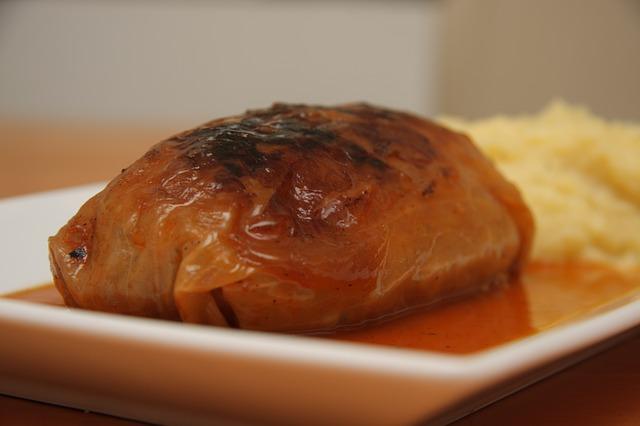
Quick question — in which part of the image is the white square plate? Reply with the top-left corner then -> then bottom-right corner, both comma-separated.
1,185 -> 639,425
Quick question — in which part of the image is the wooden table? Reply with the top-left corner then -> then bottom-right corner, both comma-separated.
1,120 -> 639,425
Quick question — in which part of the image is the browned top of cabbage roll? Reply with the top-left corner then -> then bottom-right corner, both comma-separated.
49,103 -> 534,332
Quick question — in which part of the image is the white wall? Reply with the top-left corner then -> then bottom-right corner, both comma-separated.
440,0 -> 640,120
0,0 -> 442,124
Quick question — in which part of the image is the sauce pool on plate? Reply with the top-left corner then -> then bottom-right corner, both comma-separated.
330,262 -> 640,353
4,262 -> 639,354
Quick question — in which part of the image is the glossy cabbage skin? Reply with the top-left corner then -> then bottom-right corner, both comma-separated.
49,103 -> 534,332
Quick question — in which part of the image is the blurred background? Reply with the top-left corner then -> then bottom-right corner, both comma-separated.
0,0 -> 639,196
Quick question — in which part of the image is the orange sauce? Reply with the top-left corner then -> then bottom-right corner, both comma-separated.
331,262 -> 640,353
330,277 -> 534,354
3,262 -> 639,354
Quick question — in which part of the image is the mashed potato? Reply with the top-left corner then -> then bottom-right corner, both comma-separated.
441,101 -> 640,268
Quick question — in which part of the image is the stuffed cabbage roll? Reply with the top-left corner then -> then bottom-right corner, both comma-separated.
49,103 -> 534,332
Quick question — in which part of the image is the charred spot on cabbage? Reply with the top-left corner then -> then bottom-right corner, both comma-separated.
68,246 -> 87,261
169,104 -> 395,179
